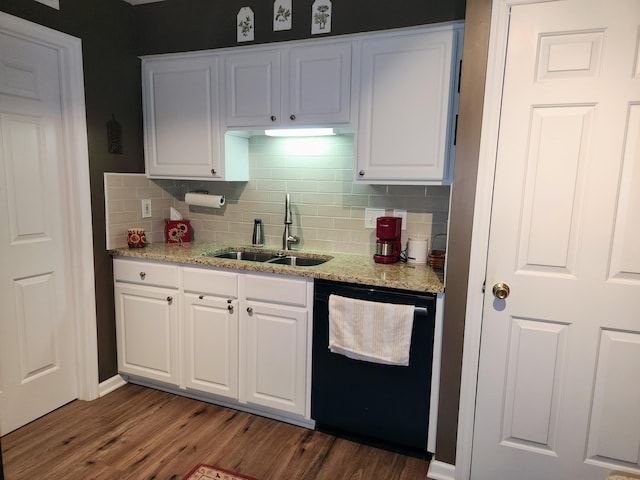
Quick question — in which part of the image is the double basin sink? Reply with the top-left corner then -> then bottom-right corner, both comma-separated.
204,248 -> 332,267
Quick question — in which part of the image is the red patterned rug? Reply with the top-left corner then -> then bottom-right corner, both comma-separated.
183,463 -> 257,480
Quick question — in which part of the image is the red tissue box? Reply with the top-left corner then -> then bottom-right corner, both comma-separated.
165,220 -> 191,244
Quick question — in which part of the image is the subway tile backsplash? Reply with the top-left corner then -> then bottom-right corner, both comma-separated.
105,135 -> 450,254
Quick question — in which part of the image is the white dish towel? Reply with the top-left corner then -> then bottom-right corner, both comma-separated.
328,294 -> 415,366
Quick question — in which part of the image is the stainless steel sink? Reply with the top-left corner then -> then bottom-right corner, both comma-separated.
265,255 -> 329,266
204,248 -> 331,266
206,250 -> 275,262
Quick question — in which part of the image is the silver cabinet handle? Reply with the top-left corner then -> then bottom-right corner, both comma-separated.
358,170 -> 365,176
211,169 -> 216,175
270,115 -> 276,122
290,114 -> 296,120
228,305 -> 234,313
139,272 -> 146,279
166,296 -> 173,304
246,306 -> 253,314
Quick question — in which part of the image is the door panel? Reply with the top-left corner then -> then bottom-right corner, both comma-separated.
472,1 -> 640,478
609,104 -> 640,280
502,318 -> 568,453
587,330 -> 640,467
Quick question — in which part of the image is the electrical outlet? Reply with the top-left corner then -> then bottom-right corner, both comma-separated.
141,199 -> 152,218
393,209 -> 407,230
364,208 -> 385,228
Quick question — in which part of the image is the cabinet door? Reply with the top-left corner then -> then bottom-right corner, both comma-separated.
356,27 -> 458,184
225,49 -> 281,127
288,42 -> 352,126
244,302 -> 307,416
183,294 -> 239,399
114,283 -> 178,384
142,55 -> 222,178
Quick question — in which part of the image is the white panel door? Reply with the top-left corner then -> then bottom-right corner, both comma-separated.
0,29 -> 78,434
472,1 -> 640,478
183,294 -> 239,399
356,27 -> 456,182
142,55 -> 221,178
225,49 -> 281,127
114,284 -> 179,385
288,42 -> 352,126
244,303 -> 307,416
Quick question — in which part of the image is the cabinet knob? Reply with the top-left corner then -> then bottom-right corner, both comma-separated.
270,115 -> 276,122
199,295 -> 204,300
246,306 -> 253,314
211,169 -> 216,175
166,296 -> 173,304
290,114 -> 296,121
228,305 -> 234,313
358,170 -> 365,176
139,272 -> 146,279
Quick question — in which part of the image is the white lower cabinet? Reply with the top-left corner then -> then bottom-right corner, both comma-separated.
113,259 -> 179,385
243,274 -> 312,416
182,267 -> 239,399
113,258 -> 313,424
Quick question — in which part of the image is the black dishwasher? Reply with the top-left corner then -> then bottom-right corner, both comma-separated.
311,279 -> 436,458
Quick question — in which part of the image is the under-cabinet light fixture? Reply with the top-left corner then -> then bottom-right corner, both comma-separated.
264,128 -> 336,137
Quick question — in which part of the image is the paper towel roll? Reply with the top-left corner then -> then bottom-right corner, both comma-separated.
185,193 -> 225,208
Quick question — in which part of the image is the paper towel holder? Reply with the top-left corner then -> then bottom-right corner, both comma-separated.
185,190 -> 226,203
187,189 -> 209,196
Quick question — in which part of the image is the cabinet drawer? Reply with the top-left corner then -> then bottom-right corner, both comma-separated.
245,274 -> 308,307
183,267 -> 238,298
113,258 -> 178,288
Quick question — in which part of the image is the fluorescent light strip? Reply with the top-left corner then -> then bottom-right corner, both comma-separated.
264,128 -> 335,137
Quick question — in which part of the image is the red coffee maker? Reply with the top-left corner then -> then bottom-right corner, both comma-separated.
373,216 -> 403,264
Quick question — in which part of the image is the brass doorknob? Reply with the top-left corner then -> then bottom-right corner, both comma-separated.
492,283 -> 510,299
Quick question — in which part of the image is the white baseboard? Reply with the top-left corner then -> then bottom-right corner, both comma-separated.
98,374 -> 127,397
428,460 -> 456,480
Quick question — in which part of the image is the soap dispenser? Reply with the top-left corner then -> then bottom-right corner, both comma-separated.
252,218 -> 264,246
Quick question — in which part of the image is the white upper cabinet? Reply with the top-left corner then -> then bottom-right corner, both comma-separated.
355,23 -> 463,184
288,42 -> 352,126
142,54 -> 248,180
225,42 -> 352,129
225,49 -> 282,128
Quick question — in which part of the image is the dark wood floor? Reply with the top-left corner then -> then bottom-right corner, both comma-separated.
1,384 -> 430,479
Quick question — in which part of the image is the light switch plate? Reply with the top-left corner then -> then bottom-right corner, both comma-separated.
393,209 -> 407,230
364,208 -> 385,228
141,199 -> 152,218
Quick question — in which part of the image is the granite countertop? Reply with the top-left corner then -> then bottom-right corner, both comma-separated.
108,241 -> 444,294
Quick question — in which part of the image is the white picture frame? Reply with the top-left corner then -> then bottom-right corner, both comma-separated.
311,0 -> 332,35
274,0 -> 292,31
237,7 -> 254,42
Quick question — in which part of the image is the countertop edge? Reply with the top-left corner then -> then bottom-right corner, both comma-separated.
108,242 -> 445,294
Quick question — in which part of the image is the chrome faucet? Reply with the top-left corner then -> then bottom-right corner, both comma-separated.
283,193 -> 299,250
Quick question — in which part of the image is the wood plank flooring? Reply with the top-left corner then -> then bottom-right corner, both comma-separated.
1,384 -> 431,479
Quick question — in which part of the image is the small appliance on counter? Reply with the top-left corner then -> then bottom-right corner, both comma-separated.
373,216 -> 402,264
252,218 -> 264,246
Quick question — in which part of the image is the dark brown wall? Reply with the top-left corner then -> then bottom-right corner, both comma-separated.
0,0 -> 145,382
435,0 -> 492,464
134,0 -> 466,55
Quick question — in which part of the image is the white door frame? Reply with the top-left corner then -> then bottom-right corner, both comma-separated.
453,1 -> 559,479
0,12 -> 99,403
